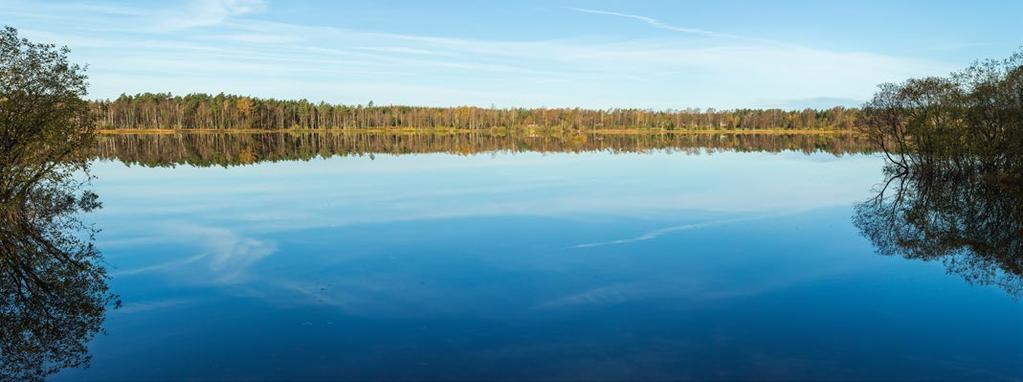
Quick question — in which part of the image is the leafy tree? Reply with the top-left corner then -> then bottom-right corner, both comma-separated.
1,26 -> 95,206
860,50 -> 1023,172
856,49 -> 1023,298
0,26 -> 112,382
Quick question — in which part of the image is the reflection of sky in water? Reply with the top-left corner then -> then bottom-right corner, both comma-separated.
57,152 -> 1023,380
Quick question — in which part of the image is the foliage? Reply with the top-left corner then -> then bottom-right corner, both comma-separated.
93,92 -> 861,131
0,26 -> 95,207
860,50 -> 1023,171
0,26 -> 111,382
856,50 -> 1023,298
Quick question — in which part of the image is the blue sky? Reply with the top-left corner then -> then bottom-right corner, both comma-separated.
2,0 -> 1020,109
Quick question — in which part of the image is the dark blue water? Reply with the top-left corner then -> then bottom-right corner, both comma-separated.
55,151 -> 1023,380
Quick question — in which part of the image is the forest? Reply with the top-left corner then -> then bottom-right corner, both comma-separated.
92,131 -> 873,168
92,93 -> 861,131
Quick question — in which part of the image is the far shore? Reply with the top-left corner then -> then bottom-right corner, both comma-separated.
95,127 -> 859,136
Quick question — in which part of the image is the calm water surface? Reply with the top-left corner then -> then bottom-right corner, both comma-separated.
54,150 -> 1023,380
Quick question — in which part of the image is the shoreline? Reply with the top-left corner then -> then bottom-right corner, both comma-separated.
95,127 -> 860,136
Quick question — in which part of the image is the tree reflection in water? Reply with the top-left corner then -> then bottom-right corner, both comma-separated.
855,51 -> 1023,298
1,26 -> 114,382
855,161 -> 1023,297
0,174 -> 113,381
92,131 -> 873,168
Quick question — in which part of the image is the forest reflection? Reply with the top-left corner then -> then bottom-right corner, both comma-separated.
0,160 -> 113,381
855,159 -> 1023,298
92,131 -> 874,167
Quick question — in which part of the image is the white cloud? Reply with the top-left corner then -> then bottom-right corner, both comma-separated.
198,33 -> 303,44
569,7 -> 782,46
160,0 -> 267,30
573,215 -> 778,248
2,1 -> 954,108
110,224 -> 276,283
116,298 -> 195,314
188,225 -> 276,281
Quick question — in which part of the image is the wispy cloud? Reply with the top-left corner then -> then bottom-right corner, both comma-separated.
532,283 -> 642,309
111,224 -> 276,283
574,214 -> 785,248
569,7 -> 788,46
198,33 -> 303,44
116,298 -> 195,314
2,1 -> 954,108
160,0 -> 267,30
187,224 -> 276,281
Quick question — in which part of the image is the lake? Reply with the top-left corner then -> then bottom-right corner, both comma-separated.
46,133 -> 1023,380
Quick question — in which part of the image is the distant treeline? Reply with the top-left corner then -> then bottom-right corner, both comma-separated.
92,93 -> 861,131
92,131 -> 874,168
